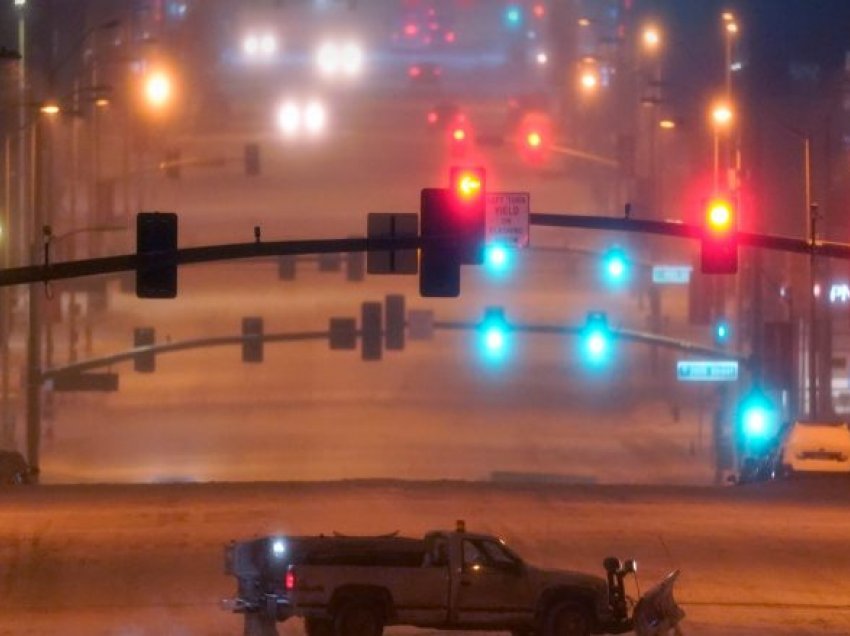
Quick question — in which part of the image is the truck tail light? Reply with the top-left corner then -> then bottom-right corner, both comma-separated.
285,567 -> 296,591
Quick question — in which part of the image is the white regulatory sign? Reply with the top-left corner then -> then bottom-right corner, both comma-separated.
486,192 -> 530,248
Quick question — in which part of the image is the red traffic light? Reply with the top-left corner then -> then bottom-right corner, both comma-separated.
526,131 -> 542,148
701,196 -> 738,274
450,167 -> 485,200
706,197 -> 735,234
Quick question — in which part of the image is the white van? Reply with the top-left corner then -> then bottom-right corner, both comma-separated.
780,421 -> 850,474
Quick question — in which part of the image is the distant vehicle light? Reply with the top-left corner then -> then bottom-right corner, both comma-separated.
536,51 -> 548,65
404,23 -> 418,37
277,99 -> 327,138
277,101 -> 300,136
272,539 -> 286,557
409,65 -> 421,78
427,111 -> 438,124
444,31 -> 456,43
317,40 -> 364,78
243,32 -> 278,59
304,101 -> 327,134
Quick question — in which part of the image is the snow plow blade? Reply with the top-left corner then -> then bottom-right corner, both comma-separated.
633,570 -> 685,636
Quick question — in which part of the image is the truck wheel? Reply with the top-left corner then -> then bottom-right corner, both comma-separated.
305,617 -> 334,636
545,602 -> 590,636
333,603 -> 383,636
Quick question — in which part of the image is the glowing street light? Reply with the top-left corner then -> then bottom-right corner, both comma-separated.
711,101 -> 734,128
642,25 -> 662,52
144,70 -> 172,109
39,102 -> 60,116
580,69 -> 599,92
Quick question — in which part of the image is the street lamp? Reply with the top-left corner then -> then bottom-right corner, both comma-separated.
641,25 -> 662,53
710,100 -> 734,191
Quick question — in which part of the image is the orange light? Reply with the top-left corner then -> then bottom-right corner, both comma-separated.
527,131 -> 542,148
707,199 -> 734,232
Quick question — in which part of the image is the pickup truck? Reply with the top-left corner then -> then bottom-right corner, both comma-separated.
222,522 -> 683,636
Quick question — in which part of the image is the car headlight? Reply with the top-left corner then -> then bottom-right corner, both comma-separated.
304,101 -> 327,134
317,42 -> 340,75
342,43 -> 363,75
276,100 -> 327,138
277,101 -> 300,136
260,34 -> 278,55
243,35 -> 259,56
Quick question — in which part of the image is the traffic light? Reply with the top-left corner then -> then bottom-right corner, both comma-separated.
478,306 -> 510,363
419,167 -> 487,298
713,317 -> 731,346
602,246 -> 629,285
385,294 -> 405,351
737,388 -> 779,450
518,113 -> 552,166
448,166 -> 486,265
136,212 -> 178,298
361,301 -> 382,361
503,4 -> 523,28
242,317 -> 264,363
484,242 -> 513,275
701,196 -> 738,274
580,311 -> 612,367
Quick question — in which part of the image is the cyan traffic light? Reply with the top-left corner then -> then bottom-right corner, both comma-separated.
504,4 -> 523,28
737,389 -> 779,449
602,246 -> 629,285
478,306 -> 510,364
581,311 -> 612,367
484,242 -> 514,276
714,318 -> 731,346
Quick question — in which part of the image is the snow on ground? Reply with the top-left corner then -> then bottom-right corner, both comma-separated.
1,480 -> 850,635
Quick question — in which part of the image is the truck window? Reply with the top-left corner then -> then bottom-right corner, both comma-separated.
479,540 -> 520,569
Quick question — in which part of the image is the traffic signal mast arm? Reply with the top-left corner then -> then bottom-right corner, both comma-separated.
0,213 -> 842,288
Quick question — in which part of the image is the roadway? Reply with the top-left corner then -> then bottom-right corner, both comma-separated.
1,480 -> 849,635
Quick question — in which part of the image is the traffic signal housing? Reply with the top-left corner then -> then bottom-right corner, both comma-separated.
419,167 -> 487,297
136,212 -> 178,298
701,197 -> 738,274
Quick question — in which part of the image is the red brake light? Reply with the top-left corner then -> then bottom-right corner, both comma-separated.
409,66 -> 421,78
427,111 -> 438,124
444,31 -> 456,43
533,4 -> 546,18
285,568 -> 296,591
404,23 -> 418,37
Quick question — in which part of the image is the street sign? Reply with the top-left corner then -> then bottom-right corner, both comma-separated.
652,265 -> 692,285
486,192 -> 530,248
676,360 -> 739,382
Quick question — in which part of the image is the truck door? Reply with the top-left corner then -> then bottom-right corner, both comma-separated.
454,538 -> 534,626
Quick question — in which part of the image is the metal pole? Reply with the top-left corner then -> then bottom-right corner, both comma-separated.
16,6 -> 27,268
25,118 -> 43,476
2,137 -> 12,447
808,202 -> 818,420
